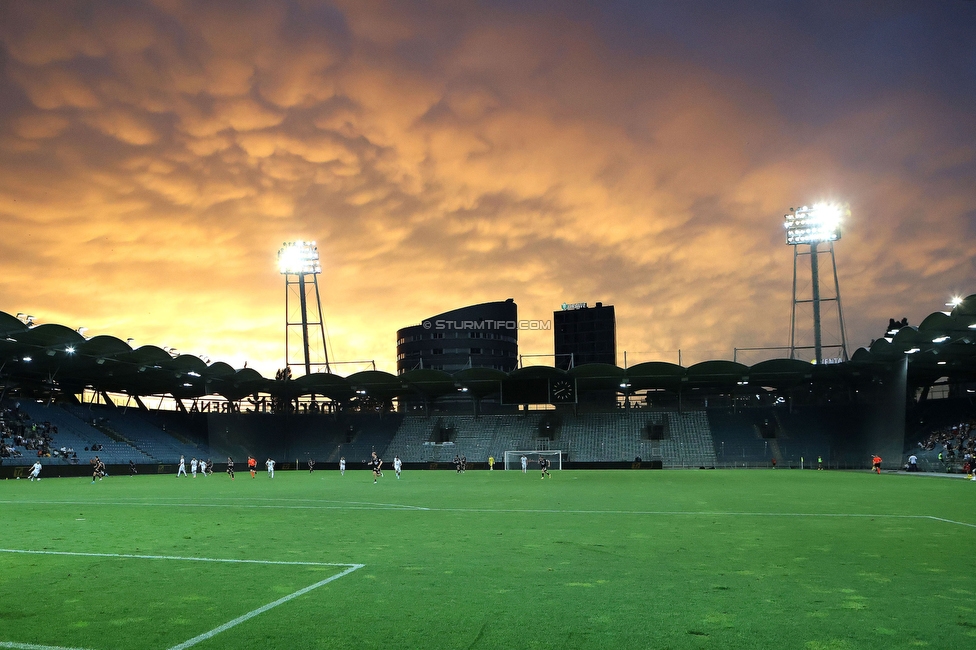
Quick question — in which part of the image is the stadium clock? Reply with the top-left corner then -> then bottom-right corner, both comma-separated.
550,379 -> 576,403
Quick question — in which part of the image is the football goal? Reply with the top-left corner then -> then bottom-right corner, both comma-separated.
503,450 -> 563,471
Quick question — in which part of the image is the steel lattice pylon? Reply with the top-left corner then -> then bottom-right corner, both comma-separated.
785,205 -> 850,364
279,241 -> 331,376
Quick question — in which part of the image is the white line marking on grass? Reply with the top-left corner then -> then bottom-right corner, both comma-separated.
2,500 -> 972,528
166,564 -> 363,650
0,643 -> 94,650
0,499 -> 427,511
0,550 -> 364,650
205,496 -> 431,510
0,548 -> 358,566
925,516 -> 976,529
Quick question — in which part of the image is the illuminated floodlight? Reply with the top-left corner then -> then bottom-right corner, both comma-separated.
278,241 -> 322,275
905,347 -> 920,354
65,346 -> 75,354
947,296 -> 963,307
22,356 -> 32,362
785,200 -> 850,364
280,240 -> 330,376
784,203 -> 848,245
932,336 -> 950,343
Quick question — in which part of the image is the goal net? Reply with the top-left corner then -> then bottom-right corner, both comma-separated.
504,450 -> 562,471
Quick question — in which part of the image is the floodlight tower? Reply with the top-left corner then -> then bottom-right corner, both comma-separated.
278,241 -> 331,376
785,203 -> 850,364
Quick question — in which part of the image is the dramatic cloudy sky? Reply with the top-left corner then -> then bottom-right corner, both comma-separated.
1,0 -> 974,376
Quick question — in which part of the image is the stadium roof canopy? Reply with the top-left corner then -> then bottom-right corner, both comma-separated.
1,296 -> 975,405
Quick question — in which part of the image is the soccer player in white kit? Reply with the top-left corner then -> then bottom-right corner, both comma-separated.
521,455 -> 527,473
190,458 -> 198,478
339,457 -> 346,475
29,461 -> 42,481
394,456 -> 402,479
266,458 -> 275,478
177,455 -> 187,477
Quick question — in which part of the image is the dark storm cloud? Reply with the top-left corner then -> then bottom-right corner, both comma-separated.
0,0 -> 973,373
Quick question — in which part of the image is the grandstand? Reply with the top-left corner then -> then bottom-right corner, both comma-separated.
11,401 -> 155,466
3,396 -> 975,472
63,404 -> 211,463
376,411 -> 718,467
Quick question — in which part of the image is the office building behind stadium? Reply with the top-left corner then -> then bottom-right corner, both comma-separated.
554,302 -> 616,370
396,299 -> 519,375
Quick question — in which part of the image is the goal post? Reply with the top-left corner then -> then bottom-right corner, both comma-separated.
504,450 -> 562,471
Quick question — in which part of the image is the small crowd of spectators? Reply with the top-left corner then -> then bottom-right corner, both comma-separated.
1,404 -> 34,458
1,404 -> 78,461
918,419 -> 976,472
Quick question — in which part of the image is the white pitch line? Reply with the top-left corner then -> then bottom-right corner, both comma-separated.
166,564 -> 364,650
0,548 -> 356,566
0,499 -> 425,511
203,496 -> 430,510
0,551 -> 364,650
925,515 -> 976,529
1,499 -> 973,529
0,643 -> 94,650
0,499 -> 909,517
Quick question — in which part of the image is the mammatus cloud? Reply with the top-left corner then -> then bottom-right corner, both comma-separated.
0,0 -> 973,377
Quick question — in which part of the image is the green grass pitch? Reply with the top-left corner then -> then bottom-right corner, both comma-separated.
1,468 -> 975,649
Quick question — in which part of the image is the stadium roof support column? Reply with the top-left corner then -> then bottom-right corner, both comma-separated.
863,356 -> 908,469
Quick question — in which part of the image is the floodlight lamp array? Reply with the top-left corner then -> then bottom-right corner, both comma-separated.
277,240 -> 322,275
784,203 -> 847,245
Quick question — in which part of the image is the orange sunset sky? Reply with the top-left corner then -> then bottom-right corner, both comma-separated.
1,0 -> 974,377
